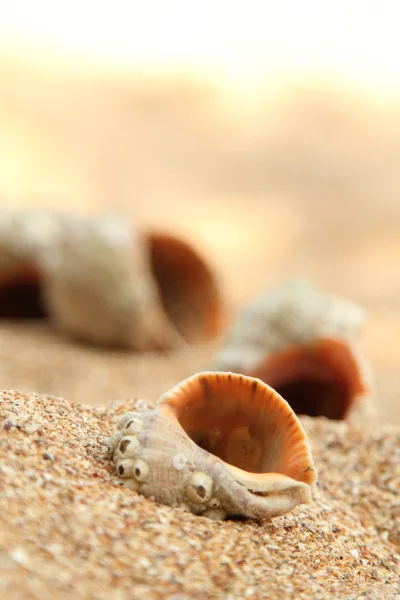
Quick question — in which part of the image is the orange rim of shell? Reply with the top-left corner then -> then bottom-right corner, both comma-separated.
249,337 -> 368,420
158,371 -> 317,487
147,232 -> 223,342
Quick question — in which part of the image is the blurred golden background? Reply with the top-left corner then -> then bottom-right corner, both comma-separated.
1,0 -> 400,422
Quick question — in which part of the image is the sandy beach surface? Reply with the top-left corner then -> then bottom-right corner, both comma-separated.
0,390 -> 399,599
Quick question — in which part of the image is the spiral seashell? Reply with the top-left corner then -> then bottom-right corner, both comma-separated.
107,371 -> 317,521
212,279 -> 372,421
0,207 -> 223,348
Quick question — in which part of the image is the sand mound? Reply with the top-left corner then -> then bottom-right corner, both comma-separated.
0,389 -> 399,599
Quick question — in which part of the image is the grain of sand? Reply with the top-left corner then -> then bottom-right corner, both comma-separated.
0,389 -> 399,600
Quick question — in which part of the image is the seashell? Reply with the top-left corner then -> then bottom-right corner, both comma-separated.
0,208 -> 223,348
212,279 -> 372,421
108,371 -> 317,521
0,207 -> 62,319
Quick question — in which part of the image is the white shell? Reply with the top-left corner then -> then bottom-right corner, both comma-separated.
0,208 -> 222,349
108,371 -> 317,521
41,212 -> 181,349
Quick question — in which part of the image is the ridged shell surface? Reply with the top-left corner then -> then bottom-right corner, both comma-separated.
107,371 -> 317,521
0,207 -> 222,349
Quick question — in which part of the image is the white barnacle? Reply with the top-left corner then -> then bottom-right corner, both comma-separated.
131,458 -> 149,482
117,412 -> 140,430
172,453 -> 187,471
186,471 -> 213,504
115,459 -> 134,478
116,436 -> 141,458
122,417 -> 143,435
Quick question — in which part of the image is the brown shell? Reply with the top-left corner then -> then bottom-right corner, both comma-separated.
212,280 -> 372,421
0,263 -> 45,319
108,371 -> 317,521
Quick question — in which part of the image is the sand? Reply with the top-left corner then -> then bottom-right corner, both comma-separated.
0,389 -> 399,600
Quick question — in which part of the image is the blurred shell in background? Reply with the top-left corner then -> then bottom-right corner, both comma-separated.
107,371 -> 317,520
0,207 -> 223,349
212,279 -> 373,421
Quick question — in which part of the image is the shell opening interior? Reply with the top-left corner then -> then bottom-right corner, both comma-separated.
0,266 -> 47,320
163,373 -> 312,484
252,339 -> 366,420
147,233 -> 221,342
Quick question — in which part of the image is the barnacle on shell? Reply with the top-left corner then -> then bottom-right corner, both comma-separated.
212,280 -> 372,421
107,371 -> 317,521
